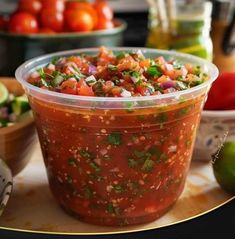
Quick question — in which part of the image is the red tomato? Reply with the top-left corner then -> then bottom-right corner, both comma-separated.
18,0 -> 42,16
0,15 -> 8,30
93,0 -> 113,20
41,0 -> 65,12
94,18 -> 113,30
8,12 -> 38,34
78,84 -> 94,96
39,27 -> 55,34
164,69 -> 182,80
64,9 -> 94,32
204,72 -> 235,110
40,9 -> 64,32
60,79 -> 77,95
66,1 -> 98,28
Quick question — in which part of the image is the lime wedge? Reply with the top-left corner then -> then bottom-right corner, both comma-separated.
0,82 -> 9,106
11,95 -> 30,116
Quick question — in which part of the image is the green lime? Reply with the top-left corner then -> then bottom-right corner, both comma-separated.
212,142 -> 235,195
0,82 -> 9,106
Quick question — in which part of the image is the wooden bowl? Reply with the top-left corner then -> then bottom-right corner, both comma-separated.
0,78 -> 36,176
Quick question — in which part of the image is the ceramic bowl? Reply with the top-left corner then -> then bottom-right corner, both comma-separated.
193,110 -> 235,161
0,159 -> 13,216
0,78 -> 37,176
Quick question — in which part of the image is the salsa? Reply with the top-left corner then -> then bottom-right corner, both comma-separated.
27,47 -> 208,97
26,48 -> 208,226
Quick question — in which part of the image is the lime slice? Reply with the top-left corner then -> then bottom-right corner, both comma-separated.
11,95 -> 30,116
0,82 -> 9,106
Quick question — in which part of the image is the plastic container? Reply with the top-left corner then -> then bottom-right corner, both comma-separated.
15,48 -> 218,226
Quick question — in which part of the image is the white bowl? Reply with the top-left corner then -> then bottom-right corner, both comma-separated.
193,110 -> 235,161
0,159 -> 13,216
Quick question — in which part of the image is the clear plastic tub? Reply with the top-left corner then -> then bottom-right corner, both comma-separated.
15,48 -> 218,226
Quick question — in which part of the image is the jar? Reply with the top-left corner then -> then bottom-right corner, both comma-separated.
146,0 -> 213,61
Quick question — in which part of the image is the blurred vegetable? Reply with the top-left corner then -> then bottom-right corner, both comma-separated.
41,0 -> 65,12
40,8 -> 64,32
212,142 -> 235,195
204,72 -> 235,110
0,82 -> 31,128
8,12 -> 38,34
64,9 -> 94,32
17,0 -> 42,16
0,0 -> 114,34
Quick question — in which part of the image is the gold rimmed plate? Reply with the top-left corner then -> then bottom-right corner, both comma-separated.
0,159 -> 13,217
0,143 -> 233,235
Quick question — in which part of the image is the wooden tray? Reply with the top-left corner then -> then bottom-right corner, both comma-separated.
0,143 -> 233,235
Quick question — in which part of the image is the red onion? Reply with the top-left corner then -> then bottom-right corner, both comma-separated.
88,64 -> 97,75
160,80 -> 176,89
0,107 -> 8,118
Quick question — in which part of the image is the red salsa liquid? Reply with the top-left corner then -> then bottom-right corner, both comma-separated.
30,95 -> 203,226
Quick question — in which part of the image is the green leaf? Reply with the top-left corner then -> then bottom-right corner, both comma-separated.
148,147 -> 161,158
107,64 -> 117,71
83,186 -> 94,199
37,68 -> 46,79
113,184 -> 125,193
134,150 -> 145,158
130,71 -> 140,78
116,52 -> 126,60
51,56 -> 60,65
107,132 -> 122,145
128,158 -> 138,168
147,66 -> 162,77
158,113 -> 168,123
80,149 -> 93,159
68,158 -> 77,167
103,155 -> 112,161
89,161 -> 101,172
141,159 -> 155,172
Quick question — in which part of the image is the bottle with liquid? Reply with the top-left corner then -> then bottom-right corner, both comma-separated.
146,0 -> 213,61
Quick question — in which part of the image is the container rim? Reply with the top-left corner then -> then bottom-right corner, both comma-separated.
202,110 -> 235,118
15,47 -> 219,103
0,19 -> 126,39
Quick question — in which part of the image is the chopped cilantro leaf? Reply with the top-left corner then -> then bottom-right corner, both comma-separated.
107,64 -> 117,71
80,149 -> 93,159
141,159 -> 155,172
128,158 -> 138,168
83,186 -> 94,199
107,132 -> 122,145
147,66 -> 162,77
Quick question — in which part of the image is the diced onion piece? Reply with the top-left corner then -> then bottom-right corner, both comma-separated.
31,71 -> 40,78
47,63 -> 56,71
165,63 -> 174,71
181,67 -> 188,78
85,75 -> 97,86
120,89 -> 132,97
